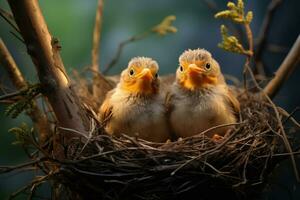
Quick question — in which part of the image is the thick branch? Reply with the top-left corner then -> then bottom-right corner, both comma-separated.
7,0 -> 90,143
0,38 -> 50,143
264,35 -> 300,98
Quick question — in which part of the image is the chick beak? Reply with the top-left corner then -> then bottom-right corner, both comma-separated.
137,68 -> 153,81
188,64 -> 205,77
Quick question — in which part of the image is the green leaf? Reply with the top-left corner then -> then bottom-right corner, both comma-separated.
152,15 -> 177,36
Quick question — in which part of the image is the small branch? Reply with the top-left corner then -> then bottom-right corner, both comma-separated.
103,15 -> 177,74
0,38 -> 26,89
254,0 -> 282,75
244,24 -> 253,54
0,7 -> 19,33
0,90 -> 22,101
91,0 -> 104,95
244,58 -> 300,182
103,32 -> 150,74
264,35 -> 300,98
0,157 -> 47,174
171,122 -> 245,175
242,23 -> 254,91
0,38 -> 51,143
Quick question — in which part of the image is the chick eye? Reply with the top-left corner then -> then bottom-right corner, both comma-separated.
129,69 -> 135,76
155,73 -> 158,78
179,66 -> 184,72
205,63 -> 211,70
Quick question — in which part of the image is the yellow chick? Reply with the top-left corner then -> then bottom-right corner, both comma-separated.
167,49 -> 240,139
99,57 -> 170,142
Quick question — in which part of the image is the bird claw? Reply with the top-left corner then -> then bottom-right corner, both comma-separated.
212,134 -> 224,143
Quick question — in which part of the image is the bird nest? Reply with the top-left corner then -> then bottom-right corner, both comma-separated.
45,81 -> 299,200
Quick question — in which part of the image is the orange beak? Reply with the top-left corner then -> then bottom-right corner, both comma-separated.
188,64 -> 205,77
137,68 -> 153,81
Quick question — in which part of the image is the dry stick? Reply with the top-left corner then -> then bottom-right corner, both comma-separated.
103,32 -> 151,74
264,35 -> 300,98
7,0 -> 90,150
171,122 -> 245,175
243,25 -> 300,180
0,90 -> 21,100
248,65 -> 300,182
0,157 -> 47,174
0,38 -> 50,143
0,39 -> 26,88
242,23 -> 254,91
254,0 -> 282,76
0,7 -> 19,33
91,0 -> 104,95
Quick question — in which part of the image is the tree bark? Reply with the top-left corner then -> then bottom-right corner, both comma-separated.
7,0 -> 90,150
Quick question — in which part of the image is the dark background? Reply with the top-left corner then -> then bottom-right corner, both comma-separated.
0,0 -> 299,199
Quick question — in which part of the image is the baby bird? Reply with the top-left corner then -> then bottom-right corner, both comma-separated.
99,57 -> 170,142
167,49 -> 240,139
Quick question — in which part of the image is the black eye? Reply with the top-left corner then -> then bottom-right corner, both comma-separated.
155,73 -> 158,78
205,63 -> 211,70
179,66 -> 183,72
129,69 -> 135,76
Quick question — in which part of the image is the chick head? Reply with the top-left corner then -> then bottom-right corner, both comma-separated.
176,48 -> 223,90
120,57 -> 160,95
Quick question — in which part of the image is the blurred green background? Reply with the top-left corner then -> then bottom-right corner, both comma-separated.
0,0 -> 300,199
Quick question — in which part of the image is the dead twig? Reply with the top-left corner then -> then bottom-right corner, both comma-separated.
91,0 -> 104,95
0,38 -> 51,144
254,0 -> 282,76
103,15 -> 176,74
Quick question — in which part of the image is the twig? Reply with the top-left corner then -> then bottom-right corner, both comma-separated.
254,0 -> 282,76
91,0 -> 104,94
9,30 -> 25,44
0,38 -> 50,144
245,61 -> 300,182
242,23 -> 254,91
8,173 -> 53,200
0,7 -> 19,33
278,107 -> 300,128
171,122 -> 245,175
103,32 -> 150,74
0,38 -> 26,89
0,90 -> 22,101
103,15 -> 177,74
0,157 -> 47,173
264,35 -> 300,98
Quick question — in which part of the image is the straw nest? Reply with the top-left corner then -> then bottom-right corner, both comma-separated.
41,74 -> 298,200
2,74 -> 298,200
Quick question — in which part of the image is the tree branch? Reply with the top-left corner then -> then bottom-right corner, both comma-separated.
254,0 -> 282,75
103,32 -> 150,74
0,38 -> 51,143
91,0 -> 104,73
0,38 -> 26,89
264,35 -> 300,98
91,0 -> 104,96
7,0 -> 90,148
